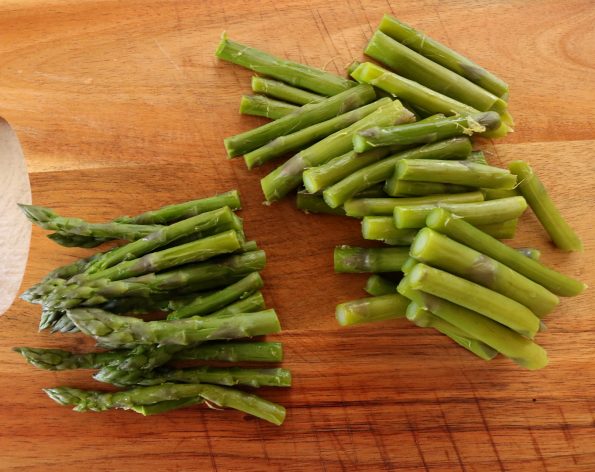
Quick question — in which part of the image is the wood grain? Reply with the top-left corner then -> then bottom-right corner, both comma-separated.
0,0 -> 594,470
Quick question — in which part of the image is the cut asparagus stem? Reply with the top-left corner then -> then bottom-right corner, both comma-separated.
132,398 -> 204,416
345,191 -> 484,217
353,112 -> 501,152
364,275 -> 399,296
174,341 -> 283,363
473,219 -> 518,240
426,208 -> 586,296
336,294 -> 409,326
323,137 -> 472,208
240,95 -> 298,120
205,291 -> 267,318
515,247 -> 541,261
385,179 -> 473,197
396,159 -> 517,189
482,188 -> 518,200
296,191 -> 346,216
401,257 -> 419,276
334,246 -> 409,273
244,99 -> 389,169
67,308 -> 281,349
406,302 -> 497,361
362,217 -> 418,245
251,76 -> 324,105
509,161 -> 583,251
355,184 -> 390,198
378,14 -> 509,97
407,263 -> 540,338
394,196 -> 527,229
216,33 -> 355,97
45,382 -> 286,425
410,228 -> 559,317
224,84 -> 376,158
261,99 -> 415,201
468,151 -> 488,165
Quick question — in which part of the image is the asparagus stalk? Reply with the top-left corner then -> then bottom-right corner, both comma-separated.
296,191 -> 346,216
482,188 -> 518,200
132,398 -> 204,416
385,179 -> 472,197
175,341 -> 283,363
427,208 -> 586,296
364,275 -> 398,296
401,257 -> 419,276
261,99 -> 415,201
216,33 -> 355,97
224,84 -> 376,158
344,191 -> 484,217
334,246 -> 409,273
509,161 -> 583,251
410,228 -> 559,317
251,76 -> 324,105
355,184 -> 391,198
362,217 -> 417,245
45,383 -> 286,425
323,137 -> 472,208
240,95 -> 298,120
336,294 -> 409,326
378,14 -> 509,98
244,99 -> 390,169
515,247 -> 541,261
394,196 -> 527,229
205,291 -> 266,317
407,263 -> 540,338
468,150 -> 488,165
396,159 -> 517,189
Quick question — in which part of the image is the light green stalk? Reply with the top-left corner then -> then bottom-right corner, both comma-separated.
336,294 -> 409,326
364,275 -> 398,296
251,76 -> 324,105
296,191 -> 346,216
334,246 -> 409,273
239,95 -> 298,119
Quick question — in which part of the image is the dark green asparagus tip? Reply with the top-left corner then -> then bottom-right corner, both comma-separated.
43,387 -> 85,408
18,203 -> 57,224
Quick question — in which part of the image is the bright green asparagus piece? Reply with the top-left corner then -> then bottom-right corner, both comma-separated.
175,341 -> 283,363
378,14 -> 509,97
251,76 -> 324,105
482,188 -> 518,200
323,137 -> 472,208
131,398 -> 204,416
364,275 -> 398,296
410,228 -> 559,317
239,95 -> 298,120
394,196 -> 527,229
336,294 -> 409,326
397,159 -> 517,190
216,33 -> 355,97
473,219 -> 518,240
468,150 -> 488,165
509,161 -> 583,251
296,191 -> 346,216
224,84 -> 375,158
401,257 -> 419,276
244,99 -> 390,169
334,246 -> 409,273
426,208 -> 586,296
355,184 -> 390,198
385,179 -> 473,197
361,217 -> 417,245
344,191 -> 484,217
204,291 -> 266,318
261,99 -> 415,201
45,382 -> 286,425
515,247 -> 541,261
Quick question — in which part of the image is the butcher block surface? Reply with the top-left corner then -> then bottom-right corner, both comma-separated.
0,0 -> 594,470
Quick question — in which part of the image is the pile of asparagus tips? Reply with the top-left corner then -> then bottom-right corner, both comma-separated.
14,191 -> 290,425
217,15 -> 586,369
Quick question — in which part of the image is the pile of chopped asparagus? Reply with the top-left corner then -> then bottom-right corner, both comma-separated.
14,191 -> 290,425
216,15 -> 585,369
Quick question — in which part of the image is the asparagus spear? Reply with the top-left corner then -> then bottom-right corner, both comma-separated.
467,150 -> 488,165
244,99 -> 390,169
216,33 -> 355,97
353,112 -> 501,153
394,196 -> 527,229
407,263 -> 540,338
362,217 -> 417,245
396,159 -> 517,190
410,228 -> 559,317
364,275 -> 398,296
515,247 -> 541,261
132,398 -> 204,416
385,179 -> 472,197
175,341 -> 283,363
344,191 -> 484,217
355,184 -> 391,198
323,137 -> 472,208
240,95 -> 298,120
378,14 -> 509,98
334,246 -> 409,273
261,99 -> 415,201
45,383 -> 286,425
224,84 -> 376,158
509,161 -> 583,251
296,191 -> 346,216
251,76 -> 324,105
336,294 -> 409,326
482,188 -> 518,200
204,291 -> 266,317
426,209 -> 586,296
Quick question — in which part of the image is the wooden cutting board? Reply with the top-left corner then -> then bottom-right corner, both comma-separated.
1,1 -> 594,470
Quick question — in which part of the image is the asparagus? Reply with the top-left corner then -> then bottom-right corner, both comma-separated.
353,112 -> 501,153
344,191 -> 484,217
509,161 -> 583,251
261,99 -> 415,201
251,76 -> 324,105
401,257 -> 419,276
385,179 -> 472,197
334,246 -> 409,273
364,275 -> 398,296
336,294 -> 409,326
394,196 -> 527,229
132,398 -> 204,416
396,159 -> 517,190
67,308 -> 281,349
216,33 -> 355,96
407,263 -> 540,338
296,191 -> 346,216
468,150 -> 488,165
362,217 -> 417,245
323,137 -> 472,208
205,291 -> 267,318
426,209 -> 586,296
355,184 -> 391,198
45,383 -> 286,425
410,228 -> 559,317
244,99 -> 390,169
482,188 -> 518,200
240,95 -> 298,120
378,14 -> 509,97
473,219 -> 518,240
175,341 -> 283,363
515,247 -> 541,261
46,232 -> 111,248
224,84 -> 375,157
